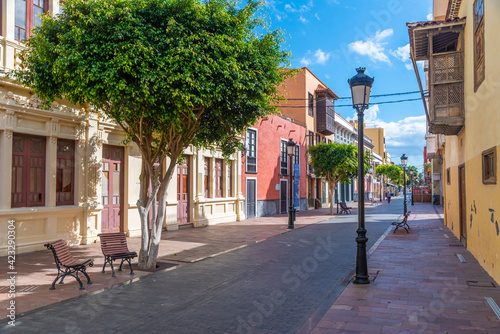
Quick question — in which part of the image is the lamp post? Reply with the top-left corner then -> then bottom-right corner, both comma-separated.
400,154 -> 408,215
409,170 -> 414,206
348,67 -> 374,285
287,139 -> 297,229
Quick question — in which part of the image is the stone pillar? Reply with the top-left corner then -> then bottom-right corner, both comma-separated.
0,129 -> 13,209
235,150 -> 245,221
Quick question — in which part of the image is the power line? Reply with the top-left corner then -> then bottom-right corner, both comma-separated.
275,97 -> 424,108
281,90 -> 426,101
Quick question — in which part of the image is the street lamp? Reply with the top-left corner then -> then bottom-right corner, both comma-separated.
348,67 -> 374,285
409,170 -> 414,206
400,154 -> 408,215
287,139 -> 297,229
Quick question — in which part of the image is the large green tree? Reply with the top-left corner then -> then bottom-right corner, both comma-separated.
15,0 -> 291,269
308,143 -> 369,215
376,164 -> 403,186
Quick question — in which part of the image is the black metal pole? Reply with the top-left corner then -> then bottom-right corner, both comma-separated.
288,154 -> 294,229
354,107 -> 369,284
403,167 -> 407,215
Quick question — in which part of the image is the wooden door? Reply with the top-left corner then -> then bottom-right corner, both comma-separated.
280,180 -> 288,214
459,165 -> 467,246
102,145 -> 124,233
246,179 -> 256,218
177,158 -> 189,224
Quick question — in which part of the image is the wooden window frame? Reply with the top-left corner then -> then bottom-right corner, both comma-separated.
482,147 -> 496,184
227,161 -> 233,197
280,139 -> 288,176
246,129 -> 257,173
308,131 -> 314,147
447,168 -> 451,184
204,158 -> 211,198
473,0 -> 485,92
56,139 -> 75,206
15,0 -> 48,42
308,93 -> 314,116
215,159 -> 223,198
11,133 -> 46,207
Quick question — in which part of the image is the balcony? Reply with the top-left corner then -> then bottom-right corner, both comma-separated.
407,18 -> 466,136
315,88 -> 337,135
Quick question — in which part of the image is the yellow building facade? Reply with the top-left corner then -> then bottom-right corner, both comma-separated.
409,0 -> 500,283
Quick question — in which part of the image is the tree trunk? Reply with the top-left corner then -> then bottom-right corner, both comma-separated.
329,181 -> 334,215
137,157 -> 177,270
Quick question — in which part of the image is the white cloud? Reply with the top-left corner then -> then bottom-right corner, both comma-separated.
300,49 -> 331,67
314,49 -> 330,64
427,13 -> 433,20
391,44 -> 410,62
348,29 -> 393,64
315,13 -> 320,20
299,57 -> 311,67
299,16 -> 308,23
405,63 -> 413,70
325,74 -> 330,79
276,14 -> 282,21
285,3 -> 311,13
347,105 -> 427,168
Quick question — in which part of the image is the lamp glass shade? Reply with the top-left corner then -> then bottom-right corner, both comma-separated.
400,154 -> 408,167
286,139 -> 296,155
348,67 -> 374,109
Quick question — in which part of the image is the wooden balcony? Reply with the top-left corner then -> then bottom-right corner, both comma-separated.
408,18 -> 466,136
315,91 -> 335,136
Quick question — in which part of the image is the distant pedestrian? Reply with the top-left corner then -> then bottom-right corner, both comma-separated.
387,192 -> 391,203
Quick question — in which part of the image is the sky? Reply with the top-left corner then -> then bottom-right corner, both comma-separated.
263,0 -> 433,173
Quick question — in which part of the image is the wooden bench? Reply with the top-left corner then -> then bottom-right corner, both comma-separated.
44,240 -> 94,290
339,202 -> 352,214
394,211 -> 411,233
99,233 -> 137,277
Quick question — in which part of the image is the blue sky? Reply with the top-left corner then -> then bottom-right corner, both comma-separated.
264,0 -> 433,172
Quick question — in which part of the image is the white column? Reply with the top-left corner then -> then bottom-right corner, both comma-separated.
0,130 -> 13,209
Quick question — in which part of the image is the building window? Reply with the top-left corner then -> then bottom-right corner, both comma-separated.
56,139 -> 74,205
446,168 -> 450,185
246,129 -> 257,173
227,161 -> 233,197
204,158 -> 210,198
293,146 -> 300,166
308,93 -> 314,116
308,131 -> 314,147
474,0 -> 485,91
316,134 -> 320,145
280,140 -> 288,175
322,137 -> 326,143
12,133 -> 46,207
328,139 -> 332,144
215,159 -> 223,197
482,147 -> 496,184
15,0 -> 47,41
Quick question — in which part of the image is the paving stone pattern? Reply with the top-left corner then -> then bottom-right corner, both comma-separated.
2,202 -> 400,334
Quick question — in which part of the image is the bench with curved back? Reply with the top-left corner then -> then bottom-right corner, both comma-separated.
99,232 -> 137,277
339,202 -> 352,214
44,239 -> 94,290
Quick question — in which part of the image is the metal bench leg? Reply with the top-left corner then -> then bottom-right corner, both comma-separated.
127,258 -> 134,275
110,260 -> 116,278
81,269 -> 93,285
102,260 -> 107,273
50,275 -> 62,290
119,259 -> 124,271
75,274 -> 85,290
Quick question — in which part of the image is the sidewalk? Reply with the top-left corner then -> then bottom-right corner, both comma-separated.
307,203 -> 500,334
1,203 -> 376,316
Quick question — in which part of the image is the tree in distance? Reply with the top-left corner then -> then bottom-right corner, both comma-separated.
308,142 -> 370,215
14,0 -> 292,269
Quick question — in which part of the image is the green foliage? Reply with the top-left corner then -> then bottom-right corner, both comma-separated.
376,164 -> 403,185
14,0 -> 291,158
308,142 -> 370,184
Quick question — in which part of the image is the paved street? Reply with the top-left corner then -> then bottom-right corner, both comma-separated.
2,200 -> 401,334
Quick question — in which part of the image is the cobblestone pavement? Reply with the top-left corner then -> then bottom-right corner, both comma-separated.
1,199 -> 401,333
307,203 -> 500,334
